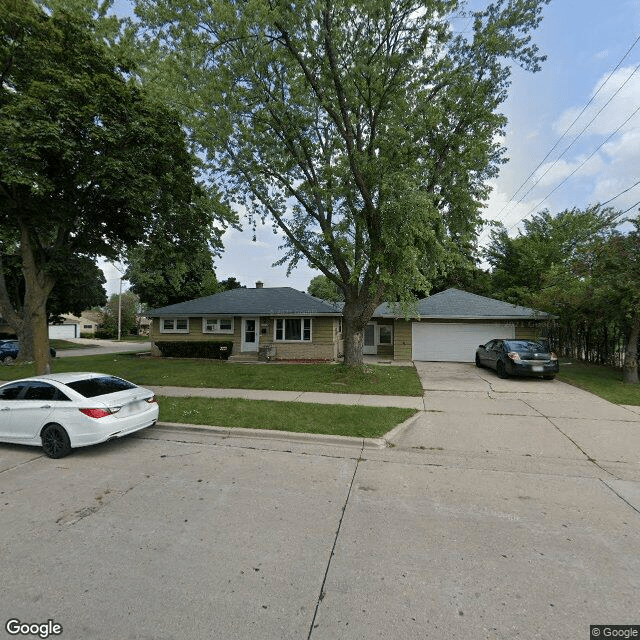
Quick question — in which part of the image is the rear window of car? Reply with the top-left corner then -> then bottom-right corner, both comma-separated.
504,341 -> 546,352
65,376 -> 136,398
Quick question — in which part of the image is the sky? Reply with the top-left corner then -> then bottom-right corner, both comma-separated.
103,0 -> 640,295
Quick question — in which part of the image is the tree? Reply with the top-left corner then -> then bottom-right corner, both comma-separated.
308,275 -> 344,302
100,290 -> 141,338
218,277 -> 245,291
47,257 -> 108,320
484,206 -> 619,306
0,1 -> 227,373
485,205 -> 638,383
135,0 -> 550,365
591,221 -> 640,384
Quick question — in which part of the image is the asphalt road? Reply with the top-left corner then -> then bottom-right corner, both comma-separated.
1,363 -> 638,640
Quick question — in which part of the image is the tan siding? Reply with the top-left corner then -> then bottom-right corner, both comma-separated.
393,319 -> 413,360
515,325 -> 540,340
153,315 -> 340,360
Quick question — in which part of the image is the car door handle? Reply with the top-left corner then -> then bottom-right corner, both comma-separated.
0,407 -> 9,411
39,405 -> 52,409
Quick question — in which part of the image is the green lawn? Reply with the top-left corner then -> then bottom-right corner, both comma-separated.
557,361 -> 640,405
158,395 -> 416,438
0,353 -> 423,396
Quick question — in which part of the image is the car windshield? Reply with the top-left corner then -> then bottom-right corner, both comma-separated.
65,376 -> 136,398
504,340 -> 547,353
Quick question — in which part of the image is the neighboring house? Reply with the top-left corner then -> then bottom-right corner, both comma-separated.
48,313 -> 100,339
148,285 -> 552,363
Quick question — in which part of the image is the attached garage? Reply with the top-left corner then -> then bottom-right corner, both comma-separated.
373,288 -> 553,363
48,324 -> 77,339
411,322 -> 515,362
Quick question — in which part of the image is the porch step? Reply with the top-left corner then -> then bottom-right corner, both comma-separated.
228,353 -> 259,363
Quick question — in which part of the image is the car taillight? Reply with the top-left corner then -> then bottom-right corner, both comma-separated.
146,395 -> 158,404
507,352 -> 521,361
79,408 -> 112,419
550,352 -> 558,361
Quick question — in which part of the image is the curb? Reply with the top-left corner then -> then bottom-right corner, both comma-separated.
155,421 -> 388,449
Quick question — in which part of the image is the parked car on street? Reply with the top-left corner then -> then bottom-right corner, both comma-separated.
0,340 -> 56,364
475,339 -> 559,380
0,373 -> 159,458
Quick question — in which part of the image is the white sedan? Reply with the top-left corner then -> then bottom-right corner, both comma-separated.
0,372 -> 159,458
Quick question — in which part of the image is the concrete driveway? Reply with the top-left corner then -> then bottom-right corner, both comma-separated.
1,362 -> 639,639
397,361 -> 640,479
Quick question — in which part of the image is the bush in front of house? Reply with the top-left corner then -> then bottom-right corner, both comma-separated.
156,341 -> 233,360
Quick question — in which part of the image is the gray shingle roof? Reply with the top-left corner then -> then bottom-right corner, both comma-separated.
149,287 -> 343,317
374,288 -> 551,320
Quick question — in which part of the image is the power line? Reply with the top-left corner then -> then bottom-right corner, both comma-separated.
490,32 -> 640,226
507,103 -> 640,231
601,179 -> 640,207
504,61 -> 640,216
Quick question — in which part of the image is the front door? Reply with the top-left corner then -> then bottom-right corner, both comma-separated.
242,317 -> 259,352
363,323 -> 377,355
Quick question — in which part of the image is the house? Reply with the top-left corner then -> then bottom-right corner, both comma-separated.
48,313 -> 100,339
148,285 -> 551,363
149,284 -> 343,361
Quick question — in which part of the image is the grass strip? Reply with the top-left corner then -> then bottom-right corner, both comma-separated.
557,361 -> 640,406
1,353 -> 423,397
158,395 -> 417,438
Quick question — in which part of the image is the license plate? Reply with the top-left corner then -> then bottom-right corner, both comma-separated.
532,366 -> 543,372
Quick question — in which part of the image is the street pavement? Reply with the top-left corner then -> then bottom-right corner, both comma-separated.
1,362 -> 638,640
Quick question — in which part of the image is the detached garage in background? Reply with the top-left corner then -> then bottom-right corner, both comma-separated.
371,288 -> 552,362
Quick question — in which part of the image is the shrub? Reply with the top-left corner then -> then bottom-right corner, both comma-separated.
79,332 -> 94,339
155,341 -> 233,360
94,329 -> 115,339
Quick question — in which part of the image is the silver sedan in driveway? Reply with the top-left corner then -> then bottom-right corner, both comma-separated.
0,373 -> 158,458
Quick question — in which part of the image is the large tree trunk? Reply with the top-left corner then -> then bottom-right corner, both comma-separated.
623,321 -> 639,384
342,290 -> 382,367
19,225 -> 55,374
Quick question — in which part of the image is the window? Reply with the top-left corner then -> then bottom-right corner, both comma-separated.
66,376 -> 136,398
24,382 -> 70,401
275,318 -> 312,341
160,318 -> 189,333
203,317 -> 234,334
0,382 -> 27,400
378,325 -> 393,345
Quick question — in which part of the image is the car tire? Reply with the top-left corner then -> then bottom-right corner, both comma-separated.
543,375 -> 555,380
496,361 -> 508,379
41,424 -> 72,459
475,354 -> 482,368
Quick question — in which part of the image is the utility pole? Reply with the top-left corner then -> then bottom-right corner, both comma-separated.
117,276 -> 122,341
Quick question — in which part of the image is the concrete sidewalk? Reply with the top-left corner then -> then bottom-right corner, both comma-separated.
150,384 -> 426,410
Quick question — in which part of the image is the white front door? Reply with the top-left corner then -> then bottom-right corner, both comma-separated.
242,318 -> 259,352
363,323 -> 377,355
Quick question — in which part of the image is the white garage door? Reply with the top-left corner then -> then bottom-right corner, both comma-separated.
48,324 -> 77,339
412,322 -> 515,362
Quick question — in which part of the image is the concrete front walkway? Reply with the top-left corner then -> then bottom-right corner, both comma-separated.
150,384 -> 425,410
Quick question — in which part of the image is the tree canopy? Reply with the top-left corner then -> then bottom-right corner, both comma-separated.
484,206 -> 639,383
0,0 -> 230,371
135,0 -> 550,364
